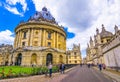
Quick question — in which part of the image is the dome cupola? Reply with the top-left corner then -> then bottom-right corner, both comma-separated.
100,24 -> 113,38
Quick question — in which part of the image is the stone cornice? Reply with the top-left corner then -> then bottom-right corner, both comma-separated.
15,22 -> 66,37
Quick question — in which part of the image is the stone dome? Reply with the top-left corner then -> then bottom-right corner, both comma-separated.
28,7 -> 56,24
100,24 -> 113,38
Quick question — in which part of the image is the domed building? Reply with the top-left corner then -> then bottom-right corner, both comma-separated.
13,7 -> 66,66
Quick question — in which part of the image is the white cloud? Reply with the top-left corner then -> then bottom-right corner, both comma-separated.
32,0 -> 120,57
4,0 -> 27,16
4,5 -> 23,16
0,30 -> 14,45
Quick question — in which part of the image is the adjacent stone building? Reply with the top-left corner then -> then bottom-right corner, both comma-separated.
0,44 -> 13,66
86,24 -> 120,69
12,7 -> 66,66
66,44 -> 82,64
103,25 -> 120,68
86,24 -> 113,65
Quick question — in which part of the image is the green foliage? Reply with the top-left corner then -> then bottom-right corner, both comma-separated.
0,66 -> 59,79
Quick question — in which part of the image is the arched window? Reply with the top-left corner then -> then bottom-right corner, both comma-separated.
15,53 -> 22,66
46,53 -> 53,66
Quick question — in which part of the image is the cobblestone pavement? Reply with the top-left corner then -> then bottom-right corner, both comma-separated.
0,65 -> 114,82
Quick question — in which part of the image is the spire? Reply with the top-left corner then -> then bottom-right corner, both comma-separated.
90,36 -> 93,42
87,43 -> 89,48
96,28 -> 99,34
102,24 -> 106,32
114,25 -> 118,33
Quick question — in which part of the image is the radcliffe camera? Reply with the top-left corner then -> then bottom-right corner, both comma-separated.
0,0 -> 120,82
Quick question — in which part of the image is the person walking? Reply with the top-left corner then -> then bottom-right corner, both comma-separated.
48,63 -> 52,77
61,63 -> 65,74
102,63 -> 106,70
59,64 -> 62,73
98,64 -> 102,71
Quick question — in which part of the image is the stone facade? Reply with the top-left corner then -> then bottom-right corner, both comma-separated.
0,44 -> 13,66
66,44 -> 82,64
86,24 -> 113,65
13,7 -> 66,66
103,25 -> 120,68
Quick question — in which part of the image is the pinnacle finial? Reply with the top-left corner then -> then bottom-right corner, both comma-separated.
114,25 -> 118,33
96,28 -> 99,34
102,24 -> 106,32
42,6 -> 47,11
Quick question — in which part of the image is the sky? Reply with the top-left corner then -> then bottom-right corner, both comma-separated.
0,0 -> 120,58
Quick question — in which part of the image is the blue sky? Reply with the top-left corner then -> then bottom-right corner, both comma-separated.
0,0 -> 120,58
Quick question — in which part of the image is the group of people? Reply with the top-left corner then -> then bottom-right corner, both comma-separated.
98,63 -> 106,71
81,63 -> 106,71
47,63 -> 65,78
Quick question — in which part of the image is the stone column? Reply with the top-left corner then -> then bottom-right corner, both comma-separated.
55,32 -> 58,48
38,29 -> 42,46
17,31 -> 21,47
30,28 -> 33,46
27,29 -> 30,46
20,31 -> 23,47
16,32 -> 19,48
43,29 -> 46,47
53,32 -> 56,48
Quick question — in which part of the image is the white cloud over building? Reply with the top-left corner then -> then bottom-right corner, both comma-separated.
0,30 -> 14,45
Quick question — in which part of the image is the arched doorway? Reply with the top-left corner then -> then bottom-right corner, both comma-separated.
46,53 -> 53,66
15,53 -> 22,66
59,55 -> 63,63
31,53 -> 37,66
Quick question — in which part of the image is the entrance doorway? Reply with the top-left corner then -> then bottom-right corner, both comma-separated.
46,53 -> 53,66
15,53 -> 22,66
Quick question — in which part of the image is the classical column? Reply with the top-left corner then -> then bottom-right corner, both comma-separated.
19,31 -> 23,47
38,29 -> 42,46
17,31 -> 21,47
28,29 -> 31,46
43,29 -> 46,47
53,32 -> 56,48
41,29 -> 43,46
56,32 -> 58,48
55,32 -> 58,48
30,28 -> 33,46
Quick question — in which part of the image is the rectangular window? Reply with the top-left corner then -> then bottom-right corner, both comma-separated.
74,56 -> 77,59
23,32 -> 27,39
74,52 -> 77,55
69,61 -> 71,63
75,61 -> 77,63
48,42 -> 51,47
22,42 -> 25,47
48,33 -> 51,39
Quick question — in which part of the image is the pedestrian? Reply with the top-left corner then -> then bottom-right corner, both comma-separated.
59,64 -> 62,73
48,63 -> 52,77
61,63 -> 65,74
98,64 -> 102,71
80,63 -> 82,67
102,63 -> 106,70
88,63 -> 90,68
